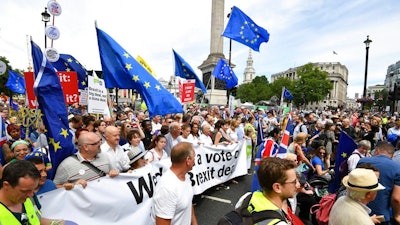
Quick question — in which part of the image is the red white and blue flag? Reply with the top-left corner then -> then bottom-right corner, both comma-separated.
278,116 -> 292,159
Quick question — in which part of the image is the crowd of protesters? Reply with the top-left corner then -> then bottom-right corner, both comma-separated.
1,98 -> 400,224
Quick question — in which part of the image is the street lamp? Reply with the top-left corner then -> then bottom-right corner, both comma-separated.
362,35 -> 372,110
41,7 -> 51,48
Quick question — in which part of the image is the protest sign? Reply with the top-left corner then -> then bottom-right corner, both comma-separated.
87,75 -> 110,117
24,71 -> 78,108
40,142 -> 247,224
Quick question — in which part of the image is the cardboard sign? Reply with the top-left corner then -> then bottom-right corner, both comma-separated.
24,71 -> 79,108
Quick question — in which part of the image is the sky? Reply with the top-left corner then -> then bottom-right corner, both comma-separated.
1,0 -> 400,99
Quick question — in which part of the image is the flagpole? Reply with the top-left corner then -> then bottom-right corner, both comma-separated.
280,86 -> 285,108
201,76 -> 212,105
226,39 -> 232,104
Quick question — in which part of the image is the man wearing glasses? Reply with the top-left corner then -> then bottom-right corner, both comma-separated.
53,132 -> 119,190
247,157 -> 299,224
0,160 -> 64,225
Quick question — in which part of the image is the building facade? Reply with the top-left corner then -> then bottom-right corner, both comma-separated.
270,62 -> 348,109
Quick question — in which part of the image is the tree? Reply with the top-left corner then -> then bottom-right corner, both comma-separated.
292,63 -> 333,107
236,75 -> 271,103
0,56 -> 25,97
269,77 -> 294,103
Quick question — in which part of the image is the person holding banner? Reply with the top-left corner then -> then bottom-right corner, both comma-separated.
53,132 -> 119,190
152,142 -> 198,225
0,160 -> 65,225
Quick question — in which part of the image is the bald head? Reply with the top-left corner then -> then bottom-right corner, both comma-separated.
104,126 -> 120,148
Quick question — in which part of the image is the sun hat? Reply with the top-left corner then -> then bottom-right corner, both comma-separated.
127,146 -> 147,164
342,168 -> 385,192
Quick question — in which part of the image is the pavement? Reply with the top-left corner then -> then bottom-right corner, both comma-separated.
194,171 -> 254,225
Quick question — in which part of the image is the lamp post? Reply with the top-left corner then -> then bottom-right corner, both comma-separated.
362,35 -> 372,110
41,7 -> 51,49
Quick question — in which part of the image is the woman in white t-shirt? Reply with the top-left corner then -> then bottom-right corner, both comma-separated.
145,135 -> 168,163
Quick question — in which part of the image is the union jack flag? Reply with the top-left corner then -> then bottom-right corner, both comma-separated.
278,115 -> 292,159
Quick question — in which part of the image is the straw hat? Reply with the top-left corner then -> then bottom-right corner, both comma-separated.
127,147 -> 147,164
342,168 -> 385,192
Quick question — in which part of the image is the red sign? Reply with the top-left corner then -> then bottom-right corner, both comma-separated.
24,71 -> 79,108
179,79 -> 195,104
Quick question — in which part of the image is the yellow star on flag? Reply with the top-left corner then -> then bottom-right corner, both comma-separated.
341,152 -> 347,158
125,63 -> 132,70
67,58 -> 73,63
133,75 -> 139,82
52,141 -> 62,152
60,128 -> 69,138
144,82 -> 151,89
123,52 -> 130,58
155,85 -> 161,91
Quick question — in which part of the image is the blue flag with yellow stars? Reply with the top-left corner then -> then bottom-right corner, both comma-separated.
212,58 -> 238,89
52,54 -> 88,89
283,87 -> 293,101
5,70 -> 26,94
222,6 -> 270,52
173,49 -> 207,93
329,131 -> 357,193
31,39 -> 74,179
0,116 -> 7,165
96,27 -> 183,117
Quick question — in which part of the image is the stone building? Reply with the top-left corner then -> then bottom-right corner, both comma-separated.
270,62 -> 348,109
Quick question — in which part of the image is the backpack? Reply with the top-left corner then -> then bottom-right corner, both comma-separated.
217,193 -> 286,225
338,152 -> 362,181
309,193 -> 337,225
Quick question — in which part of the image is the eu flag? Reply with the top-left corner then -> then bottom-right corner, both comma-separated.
222,6 -> 270,52
329,131 -> 357,193
173,50 -> 207,93
31,39 -> 75,179
212,58 -> 238,89
0,116 -> 7,166
5,70 -> 26,94
283,87 -> 293,100
52,54 -> 88,89
96,27 -> 183,117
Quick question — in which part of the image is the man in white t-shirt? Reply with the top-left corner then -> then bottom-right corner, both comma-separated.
152,142 -> 198,225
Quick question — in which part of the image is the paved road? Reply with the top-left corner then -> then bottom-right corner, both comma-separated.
194,171 -> 254,225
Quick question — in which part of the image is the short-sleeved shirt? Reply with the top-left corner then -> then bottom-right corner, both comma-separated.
358,155 -> 400,222
152,169 -> 193,225
53,152 -> 113,185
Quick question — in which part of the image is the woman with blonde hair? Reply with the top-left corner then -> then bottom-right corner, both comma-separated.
287,132 -> 315,172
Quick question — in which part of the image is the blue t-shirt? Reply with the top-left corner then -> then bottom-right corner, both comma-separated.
37,179 -> 57,195
358,155 -> 400,222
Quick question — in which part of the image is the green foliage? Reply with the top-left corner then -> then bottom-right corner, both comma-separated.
0,56 -> 25,96
270,77 -> 294,102
292,63 -> 333,106
237,75 -> 271,103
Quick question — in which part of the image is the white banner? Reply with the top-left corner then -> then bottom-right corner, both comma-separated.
39,142 -> 247,225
